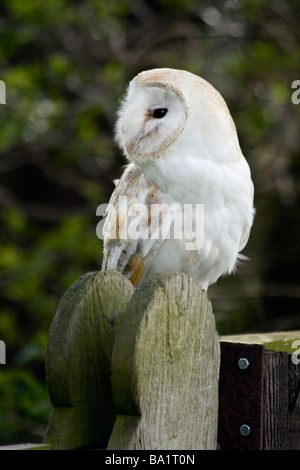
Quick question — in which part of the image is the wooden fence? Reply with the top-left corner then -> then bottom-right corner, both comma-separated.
2,271 -> 300,450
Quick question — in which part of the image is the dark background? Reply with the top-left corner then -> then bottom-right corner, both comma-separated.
0,0 -> 299,444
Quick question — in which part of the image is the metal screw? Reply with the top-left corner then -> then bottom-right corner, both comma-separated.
238,357 -> 250,370
240,424 -> 251,437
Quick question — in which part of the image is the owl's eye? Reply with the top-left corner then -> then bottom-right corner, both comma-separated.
152,108 -> 168,119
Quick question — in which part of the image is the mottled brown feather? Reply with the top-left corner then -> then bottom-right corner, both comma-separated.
102,163 -> 170,286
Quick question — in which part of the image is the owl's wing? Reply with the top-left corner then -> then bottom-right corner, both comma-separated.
101,163 -> 173,287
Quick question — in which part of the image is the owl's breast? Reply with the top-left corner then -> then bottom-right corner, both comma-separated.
138,148 -> 252,210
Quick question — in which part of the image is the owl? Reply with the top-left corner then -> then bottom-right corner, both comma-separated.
101,68 -> 254,291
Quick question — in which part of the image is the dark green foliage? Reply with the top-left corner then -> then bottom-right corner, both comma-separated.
0,0 -> 300,444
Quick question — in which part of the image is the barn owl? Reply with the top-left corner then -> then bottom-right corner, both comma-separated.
101,68 -> 254,291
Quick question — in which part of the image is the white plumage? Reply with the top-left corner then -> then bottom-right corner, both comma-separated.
102,68 -> 254,290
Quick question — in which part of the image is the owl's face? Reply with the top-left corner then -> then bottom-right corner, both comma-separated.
115,68 -> 240,165
115,72 -> 189,163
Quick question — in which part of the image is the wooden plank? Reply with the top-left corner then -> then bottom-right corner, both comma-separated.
263,350 -> 300,450
221,331 -> 300,354
108,272 -> 220,450
44,271 -> 134,450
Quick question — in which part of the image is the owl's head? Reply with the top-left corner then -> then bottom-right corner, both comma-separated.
115,68 -> 239,164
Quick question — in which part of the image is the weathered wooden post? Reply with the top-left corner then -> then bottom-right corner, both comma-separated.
44,271 -> 134,450
108,272 -> 220,450
44,270 -> 220,450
